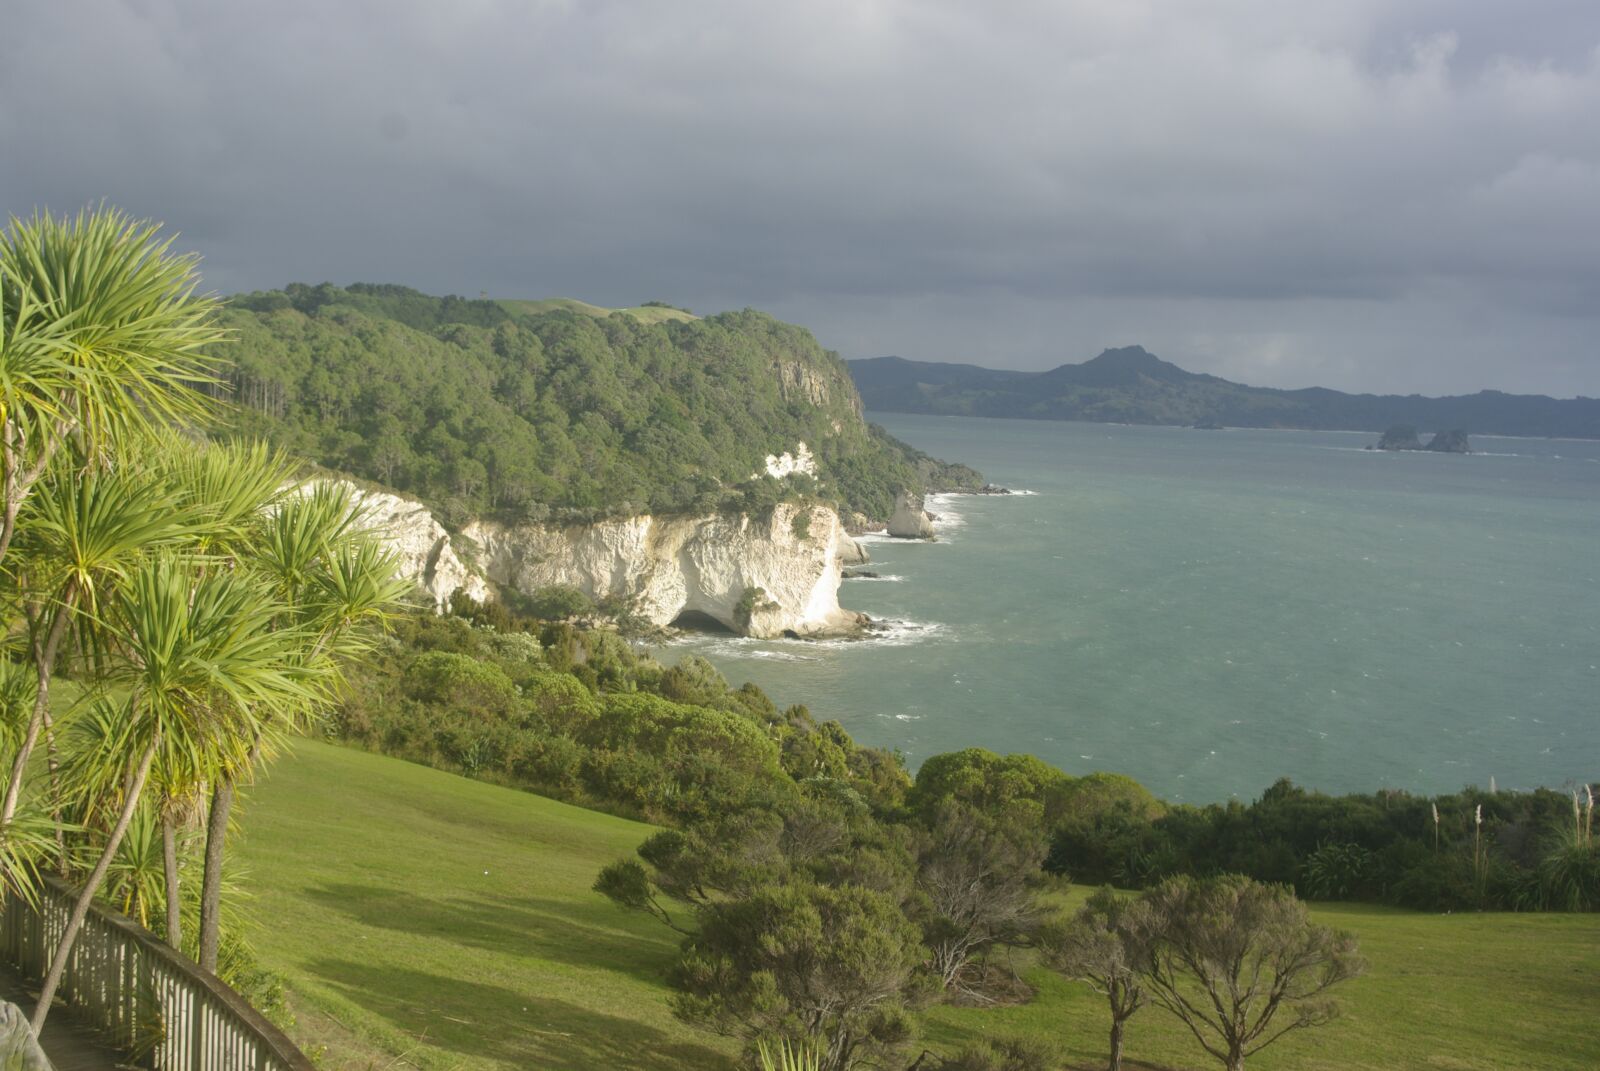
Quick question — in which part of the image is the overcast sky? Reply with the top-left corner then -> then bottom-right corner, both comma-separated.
4,1 -> 1598,396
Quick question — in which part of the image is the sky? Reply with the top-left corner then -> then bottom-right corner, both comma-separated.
3,1 -> 1598,397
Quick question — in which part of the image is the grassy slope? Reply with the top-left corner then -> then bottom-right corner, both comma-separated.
236,739 -> 734,1071
496,297 -> 699,324
240,741 -> 1600,1071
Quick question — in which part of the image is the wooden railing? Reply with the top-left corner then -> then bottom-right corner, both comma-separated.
0,876 -> 315,1071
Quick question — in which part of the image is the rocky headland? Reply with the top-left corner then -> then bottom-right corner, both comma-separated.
341,480 -> 874,639
1369,425 -> 1471,453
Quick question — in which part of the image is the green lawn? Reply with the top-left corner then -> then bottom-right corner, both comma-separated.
928,902 -> 1600,1071
239,741 -> 1600,1071
236,739 -> 734,1070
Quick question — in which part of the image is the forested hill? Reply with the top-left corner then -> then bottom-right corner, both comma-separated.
216,283 -> 980,526
851,347 -> 1600,439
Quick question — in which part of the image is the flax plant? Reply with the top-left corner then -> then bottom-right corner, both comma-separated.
758,1039 -> 822,1071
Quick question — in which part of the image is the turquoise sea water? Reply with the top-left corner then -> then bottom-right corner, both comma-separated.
663,415 -> 1599,803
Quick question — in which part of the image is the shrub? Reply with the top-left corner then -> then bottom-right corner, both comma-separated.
402,651 -> 517,714
936,1038 -> 1054,1071
526,584 -> 594,620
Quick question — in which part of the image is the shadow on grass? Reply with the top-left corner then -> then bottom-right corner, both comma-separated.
307,960 -> 731,1071
303,883 -> 682,983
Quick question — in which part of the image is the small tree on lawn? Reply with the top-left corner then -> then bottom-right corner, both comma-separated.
1138,874 -> 1363,1071
915,802 -> 1048,997
669,880 -> 925,1071
1041,888 -> 1153,1071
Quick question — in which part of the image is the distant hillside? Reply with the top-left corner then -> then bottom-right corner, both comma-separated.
851,347 -> 1600,439
217,283 -> 980,526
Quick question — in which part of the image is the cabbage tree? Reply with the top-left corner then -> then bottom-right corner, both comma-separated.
32,555 -> 321,1032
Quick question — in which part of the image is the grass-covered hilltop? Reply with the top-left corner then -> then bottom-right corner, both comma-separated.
220,283 -> 982,527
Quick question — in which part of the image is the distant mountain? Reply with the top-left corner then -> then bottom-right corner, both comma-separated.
849,347 -> 1600,439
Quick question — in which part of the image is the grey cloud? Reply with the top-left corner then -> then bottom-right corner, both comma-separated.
2,0 -> 1598,396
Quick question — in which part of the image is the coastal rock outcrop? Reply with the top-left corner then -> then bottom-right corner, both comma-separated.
332,483 -> 490,611
836,529 -> 871,565
461,502 -> 866,638
1373,425 -> 1424,451
887,490 -> 935,539
321,480 -> 866,637
1423,429 -> 1471,453
1368,426 -> 1471,453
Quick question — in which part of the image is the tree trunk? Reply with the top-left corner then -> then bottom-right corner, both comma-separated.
1,598 -> 73,827
162,817 -> 182,949
41,709 -> 67,876
198,775 -> 235,973
1108,1017 -> 1125,1071
0,416 -> 68,569
1226,1044 -> 1245,1071
30,735 -> 159,1033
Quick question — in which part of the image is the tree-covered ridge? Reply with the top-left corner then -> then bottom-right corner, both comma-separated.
851,347 -> 1600,438
219,283 -> 981,526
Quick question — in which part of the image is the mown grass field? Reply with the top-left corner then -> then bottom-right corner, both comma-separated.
239,741 -> 1600,1071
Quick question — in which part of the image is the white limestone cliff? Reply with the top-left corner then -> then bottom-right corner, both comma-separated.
460,501 -> 866,638
835,528 -> 871,566
341,484 -> 491,610
325,479 -> 867,637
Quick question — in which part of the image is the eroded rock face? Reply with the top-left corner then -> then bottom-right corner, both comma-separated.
887,490 -> 935,540
318,481 -> 864,636
1373,425 -> 1423,450
1370,426 -> 1471,453
1424,429 -> 1471,453
461,502 -> 866,638
338,484 -> 491,611
836,529 -> 871,566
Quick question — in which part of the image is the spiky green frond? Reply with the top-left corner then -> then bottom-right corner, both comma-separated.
18,465 -> 193,620
0,206 -> 227,450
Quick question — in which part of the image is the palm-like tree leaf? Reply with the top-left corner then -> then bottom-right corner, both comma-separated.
1,207 -> 227,448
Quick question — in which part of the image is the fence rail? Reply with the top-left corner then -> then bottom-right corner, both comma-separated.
1,876 -> 314,1071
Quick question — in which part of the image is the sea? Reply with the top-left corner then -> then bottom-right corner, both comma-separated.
660,414 -> 1599,804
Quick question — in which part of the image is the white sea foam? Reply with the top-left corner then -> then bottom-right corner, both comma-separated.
855,618 -> 949,647
843,573 -> 905,582
670,639 -> 824,663
673,617 -> 948,658
926,493 -> 967,529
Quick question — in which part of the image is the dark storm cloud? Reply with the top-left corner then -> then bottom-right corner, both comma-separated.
3,0 -> 1598,395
